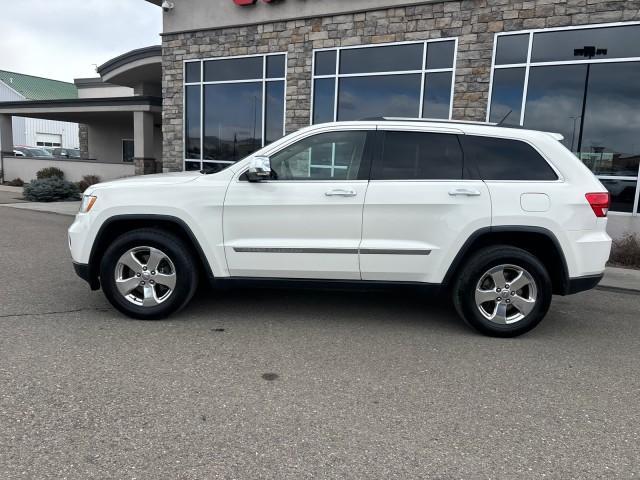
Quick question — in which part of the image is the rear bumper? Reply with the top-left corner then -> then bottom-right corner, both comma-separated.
73,262 -> 100,290
564,273 -> 604,295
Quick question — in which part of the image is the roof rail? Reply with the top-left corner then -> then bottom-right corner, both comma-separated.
368,117 -> 499,126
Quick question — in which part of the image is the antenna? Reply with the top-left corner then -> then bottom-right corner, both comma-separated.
497,109 -> 512,126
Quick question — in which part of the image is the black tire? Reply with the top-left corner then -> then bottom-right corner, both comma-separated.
100,228 -> 199,320
452,245 -> 552,337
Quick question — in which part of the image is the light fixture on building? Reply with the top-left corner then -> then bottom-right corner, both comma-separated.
161,1 -> 175,12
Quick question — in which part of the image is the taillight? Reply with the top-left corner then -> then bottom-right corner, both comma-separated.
585,192 -> 610,218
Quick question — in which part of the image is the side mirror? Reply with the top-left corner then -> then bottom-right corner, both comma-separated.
246,156 -> 271,182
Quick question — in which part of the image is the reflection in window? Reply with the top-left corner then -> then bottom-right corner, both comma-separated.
531,24 -> 640,63
490,25 -> 640,213
204,82 -> 262,162
313,39 -> 457,123
423,71 -> 452,119
495,34 -> 529,65
338,75 -> 422,121
489,68 -> 525,125
523,64 -> 586,151
185,85 -> 201,159
312,78 -> 335,124
269,131 -> 367,181
185,54 -> 286,170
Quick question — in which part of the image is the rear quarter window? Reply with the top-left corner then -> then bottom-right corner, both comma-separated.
461,135 -> 558,181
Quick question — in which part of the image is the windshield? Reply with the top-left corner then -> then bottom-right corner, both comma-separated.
27,148 -> 52,156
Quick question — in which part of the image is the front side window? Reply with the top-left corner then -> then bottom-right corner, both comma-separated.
184,53 -> 286,172
373,131 -> 463,180
267,131 -> 368,181
488,23 -> 640,212
312,39 -> 457,124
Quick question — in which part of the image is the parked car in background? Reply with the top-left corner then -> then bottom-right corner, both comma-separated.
52,147 -> 81,159
13,146 -> 54,158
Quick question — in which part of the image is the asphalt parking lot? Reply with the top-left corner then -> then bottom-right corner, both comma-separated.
1,207 -> 639,479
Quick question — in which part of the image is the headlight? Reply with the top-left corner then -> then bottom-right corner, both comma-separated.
79,195 -> 97,213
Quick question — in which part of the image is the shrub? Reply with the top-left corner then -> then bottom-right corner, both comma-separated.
609,234 -> 640,269
76,174 -> 101,193
36,167 -> 65,180
23,178 -> 81,202
7,178 -> 24,187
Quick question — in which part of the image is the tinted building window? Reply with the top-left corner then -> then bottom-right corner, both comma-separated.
266,55 -> 286,78
204,56 -> 263,82
600,179 -> 637,213
312,40 -> 457,125
531,25 -> 640,63
426,40 -> 456,70
423,72 -> 452,119
489,68 -> 525,125
339,43 -> 423,74
338,75 -> 421,121
495,34 -> 529,65
185,85 -> 201,159
315,50 -> 337,76
203,82 -> 262,162
313,78 -> 335,124
461,136 -> 558,181
185,62 -> 201,83
185,54 -> 286,170
373,131 -> 463,180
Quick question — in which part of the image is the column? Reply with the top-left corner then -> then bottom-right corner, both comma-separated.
133,111 -> 156,175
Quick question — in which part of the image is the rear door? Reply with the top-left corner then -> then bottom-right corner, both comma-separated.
360,127 -> 492,283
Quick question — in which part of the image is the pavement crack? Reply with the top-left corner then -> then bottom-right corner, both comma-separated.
0,307 -> 111,318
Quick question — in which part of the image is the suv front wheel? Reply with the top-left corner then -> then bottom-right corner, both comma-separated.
452,245 -> 552,337
100,228 -> 199,320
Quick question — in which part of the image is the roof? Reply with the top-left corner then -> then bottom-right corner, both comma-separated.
0,70 -> 78,100
97,46 -> 162,77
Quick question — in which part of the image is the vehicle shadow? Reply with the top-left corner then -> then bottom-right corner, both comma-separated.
181,283 -> 470,335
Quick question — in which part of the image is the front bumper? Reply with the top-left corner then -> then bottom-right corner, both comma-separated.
565,273 -> 604,295
73,262 -> 100,290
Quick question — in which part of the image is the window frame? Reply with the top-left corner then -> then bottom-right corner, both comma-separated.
487,21 -> 640,215
183,52 -> 287,171
311,38 -> 458,124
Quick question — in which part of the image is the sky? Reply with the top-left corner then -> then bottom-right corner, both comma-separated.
0,0 -> 162,83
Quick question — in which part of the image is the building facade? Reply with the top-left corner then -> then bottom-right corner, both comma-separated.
154,0 -> 640,224
0,70 -> 79,150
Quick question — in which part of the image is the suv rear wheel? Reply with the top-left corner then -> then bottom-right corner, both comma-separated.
100,228 -> 198,320
452,245 -> 552,337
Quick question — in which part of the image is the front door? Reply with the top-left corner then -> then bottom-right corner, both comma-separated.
360,128 -> 492,283
223,128 -> 374,279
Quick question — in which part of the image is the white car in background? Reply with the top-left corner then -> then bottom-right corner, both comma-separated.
68,119 -> 612,337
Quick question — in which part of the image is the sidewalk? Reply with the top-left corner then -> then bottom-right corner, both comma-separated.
598,266 -> 640,293
0,200 -> 80,216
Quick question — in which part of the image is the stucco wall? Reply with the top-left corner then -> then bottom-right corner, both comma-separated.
3,156 -> 134,183
77,85 -> 134,99
87,119 -> 134,163
162,0 -> 640,172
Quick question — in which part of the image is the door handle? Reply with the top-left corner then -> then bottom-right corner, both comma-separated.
448,188 -> 481,197
325,188 -> 357,197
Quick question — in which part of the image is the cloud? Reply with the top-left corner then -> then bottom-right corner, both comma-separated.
0,0 -> 161,82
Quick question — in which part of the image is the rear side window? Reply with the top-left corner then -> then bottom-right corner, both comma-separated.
461,135 -> 558,181
373,131 -> 463,180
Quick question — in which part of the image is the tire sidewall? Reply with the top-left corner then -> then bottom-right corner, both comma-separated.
100,229 -> 197,320
454,246 -> 552,337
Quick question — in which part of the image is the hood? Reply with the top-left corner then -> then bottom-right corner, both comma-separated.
87,171 -> 202,192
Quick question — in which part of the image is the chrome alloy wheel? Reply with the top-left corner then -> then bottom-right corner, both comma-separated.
114,246 -> 177,307
474,264 -> 537,325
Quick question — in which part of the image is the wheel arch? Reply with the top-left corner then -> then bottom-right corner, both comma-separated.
87,214 -> 214,290
443,226 -> 570,295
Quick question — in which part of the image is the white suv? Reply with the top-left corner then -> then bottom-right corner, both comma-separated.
68,119 -> 612,337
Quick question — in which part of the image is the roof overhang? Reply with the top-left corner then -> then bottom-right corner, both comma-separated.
0,96 -> 161,123
97,46 -> 162,88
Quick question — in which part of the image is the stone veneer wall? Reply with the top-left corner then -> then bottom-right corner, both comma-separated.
79,124 -> 89,160
162,0 -> 640,172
